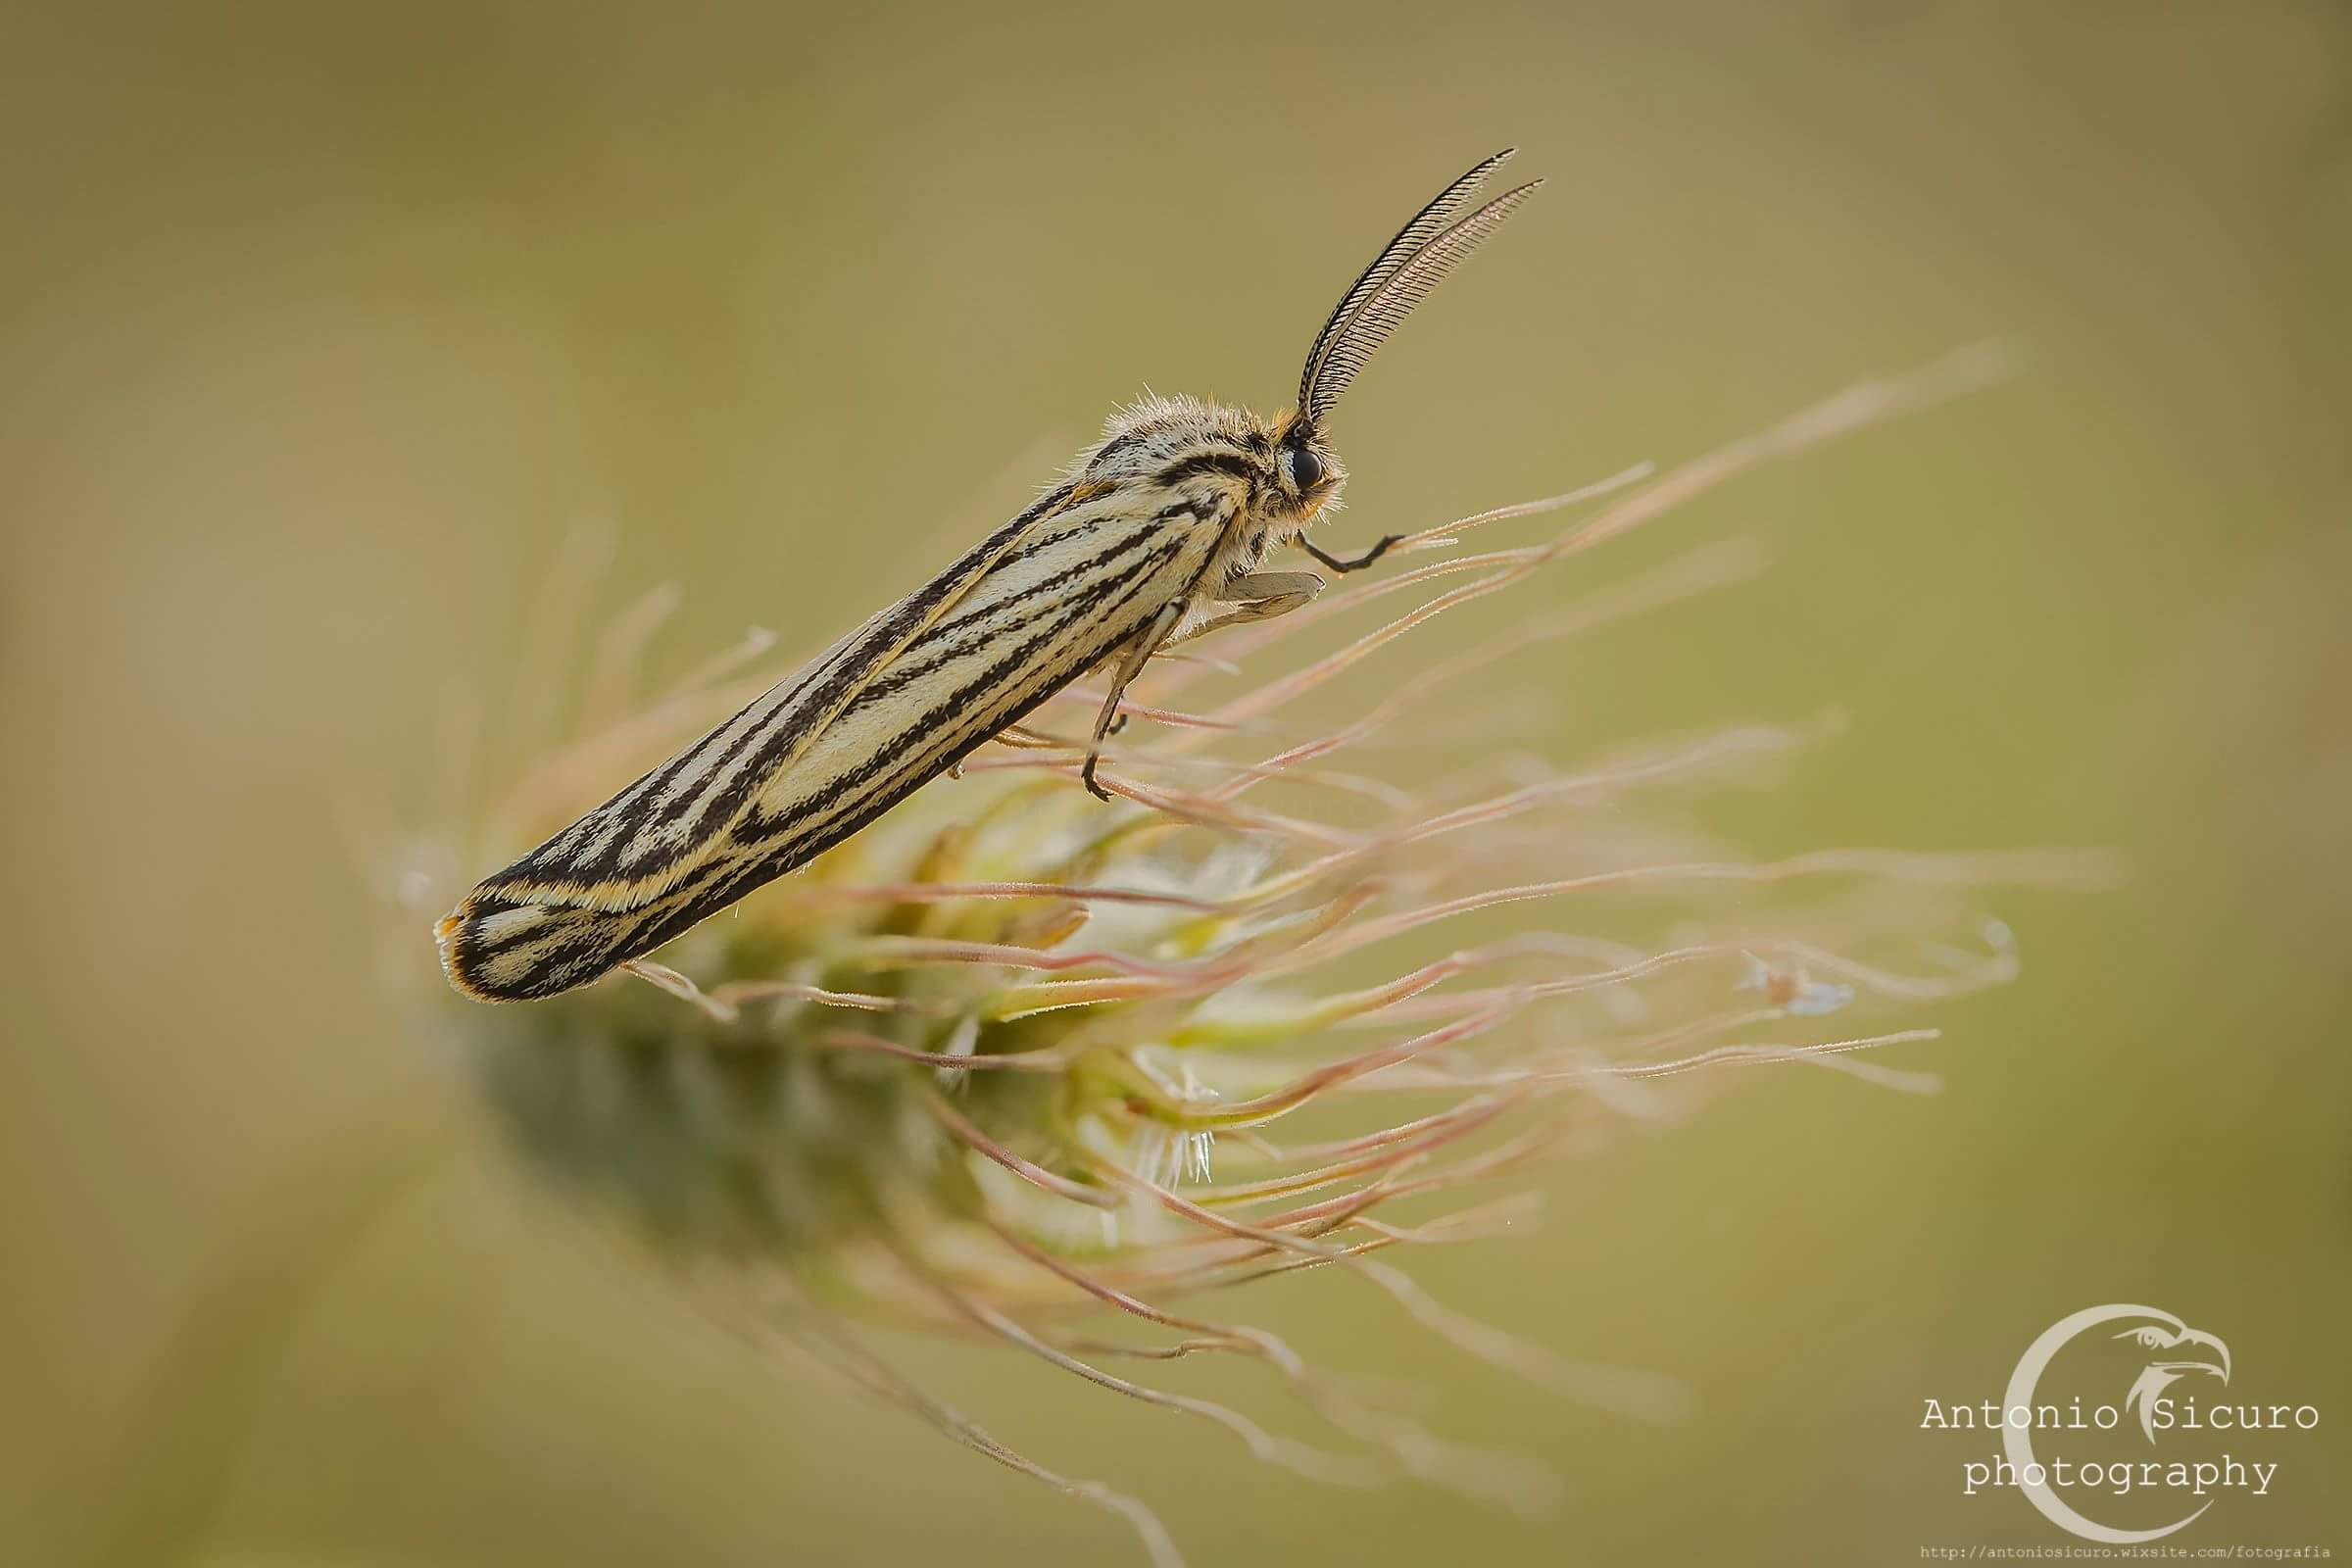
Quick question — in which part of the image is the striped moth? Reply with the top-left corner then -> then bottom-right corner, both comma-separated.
439,150 -> 1542,1001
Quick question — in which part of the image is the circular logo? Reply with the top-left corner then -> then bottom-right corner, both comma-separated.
2003,1303 -> 2230,1543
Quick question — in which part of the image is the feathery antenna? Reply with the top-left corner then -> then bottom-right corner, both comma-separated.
1298,151 -> 1543,425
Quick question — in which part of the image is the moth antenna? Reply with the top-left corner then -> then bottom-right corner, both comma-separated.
1296,149 -> 1519,424
1301,178 -> 1544,425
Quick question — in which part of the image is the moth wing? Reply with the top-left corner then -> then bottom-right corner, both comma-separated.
438,473 -> 1241,1002
448,480 -> 1108,918
743,501 -> 1223,836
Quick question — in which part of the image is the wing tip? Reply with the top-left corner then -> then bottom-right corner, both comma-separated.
436,892 -> 582,1004
435,886 -> 642,1004
434,899 -> 515,1004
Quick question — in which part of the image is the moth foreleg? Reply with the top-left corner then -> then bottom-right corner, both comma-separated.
1215,569 -> 1325,612
1082,599 -> 1188,802
1173,570 -> 1324,644
1304,535 -> 1402,573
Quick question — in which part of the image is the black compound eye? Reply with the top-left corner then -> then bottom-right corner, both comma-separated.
1288,445 -> 1325,490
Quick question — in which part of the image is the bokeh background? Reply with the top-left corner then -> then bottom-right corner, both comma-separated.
6,3 -> 2348,1563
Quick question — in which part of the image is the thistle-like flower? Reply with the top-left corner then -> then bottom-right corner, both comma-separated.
373,348 -> 2104,1565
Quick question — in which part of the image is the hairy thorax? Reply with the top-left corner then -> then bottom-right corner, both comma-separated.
1080,394 -> 1348,598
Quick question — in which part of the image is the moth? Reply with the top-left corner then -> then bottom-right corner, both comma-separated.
439,149 -> 1542,1002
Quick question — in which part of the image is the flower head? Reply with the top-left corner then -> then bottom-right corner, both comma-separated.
374,346 -> 2106,1565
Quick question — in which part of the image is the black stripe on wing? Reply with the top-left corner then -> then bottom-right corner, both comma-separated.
437,520 -> 1200,1002
466,479 -> 1091,906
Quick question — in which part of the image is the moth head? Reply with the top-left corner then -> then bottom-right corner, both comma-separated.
1292,149 -> 1543,430
1273,417 -> 1347,515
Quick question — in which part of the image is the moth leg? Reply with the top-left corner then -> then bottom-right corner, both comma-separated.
1304,535 -> 1402,573
1173,570 -> 1324,644
1082,600 -> 1187,802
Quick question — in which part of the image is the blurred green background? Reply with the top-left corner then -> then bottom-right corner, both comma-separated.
5,2 -> 2347,1563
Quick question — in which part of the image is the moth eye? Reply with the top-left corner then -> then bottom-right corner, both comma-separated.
1288,446 -> 1325,490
